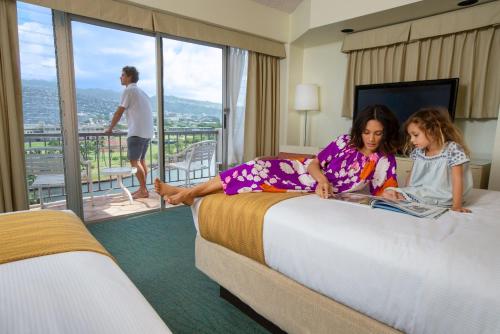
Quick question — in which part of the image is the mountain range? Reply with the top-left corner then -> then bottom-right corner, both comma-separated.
21,79 -> 222,127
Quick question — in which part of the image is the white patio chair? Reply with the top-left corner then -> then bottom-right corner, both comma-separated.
165,140 -> 217,187
25,153 -> 94,208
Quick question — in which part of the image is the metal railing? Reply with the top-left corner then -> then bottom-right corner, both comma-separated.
24,128 -> 219,205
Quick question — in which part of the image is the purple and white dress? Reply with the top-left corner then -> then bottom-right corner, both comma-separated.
220,135 -> 398,196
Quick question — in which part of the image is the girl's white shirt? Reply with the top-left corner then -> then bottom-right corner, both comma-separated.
396,141 -> 473,206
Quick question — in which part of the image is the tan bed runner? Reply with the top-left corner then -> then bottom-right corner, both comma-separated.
198,192 -> 306,264
0,210 -> 111,265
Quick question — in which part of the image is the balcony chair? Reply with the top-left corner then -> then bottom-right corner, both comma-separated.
165,140 -> 217,187
25,152 -> 94,208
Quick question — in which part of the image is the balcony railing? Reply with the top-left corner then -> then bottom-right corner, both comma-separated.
24,128 -> 220,205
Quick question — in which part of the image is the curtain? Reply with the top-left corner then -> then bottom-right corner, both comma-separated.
244,52 -> 280,161
0,0 -> 28,212
227,48 -> 248,166
24,0 -> 286,58
341,1 -> 500,119
341,43 -> 406,117
404,26 -> 500,118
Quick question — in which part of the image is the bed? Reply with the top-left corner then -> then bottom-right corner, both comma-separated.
0,210 -> 171,334
191,189 -> 500,334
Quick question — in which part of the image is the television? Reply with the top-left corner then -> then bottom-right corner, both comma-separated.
353,78 -> 459,126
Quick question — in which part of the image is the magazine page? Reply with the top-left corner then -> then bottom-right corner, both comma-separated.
329,193 -> 448,218
329,192 -> 375,206
371,198 -> 448,218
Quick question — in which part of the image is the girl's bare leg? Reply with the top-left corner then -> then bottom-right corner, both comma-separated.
154,176 -> 223,205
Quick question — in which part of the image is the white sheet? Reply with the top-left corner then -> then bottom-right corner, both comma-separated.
192,189 -> 500,334
0,251 -> 171,334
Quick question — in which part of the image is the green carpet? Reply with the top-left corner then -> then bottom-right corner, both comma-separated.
88,207 -> 268,334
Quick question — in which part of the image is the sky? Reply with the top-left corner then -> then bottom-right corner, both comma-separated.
16,2 -> 223,103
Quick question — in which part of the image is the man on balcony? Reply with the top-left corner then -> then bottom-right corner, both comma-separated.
105,66 -> 153,199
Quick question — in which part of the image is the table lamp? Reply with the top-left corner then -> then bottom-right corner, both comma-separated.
295,84 -> 319,146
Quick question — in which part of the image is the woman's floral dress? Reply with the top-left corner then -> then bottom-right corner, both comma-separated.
220,134 -> 398,196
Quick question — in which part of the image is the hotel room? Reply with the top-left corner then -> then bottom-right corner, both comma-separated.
1,0 -> 500,333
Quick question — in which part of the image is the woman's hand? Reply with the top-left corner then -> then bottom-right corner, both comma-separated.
451,206 -> 472,213
382,189 -> 404,201
308,158 -> 331,198
315,181 -> 332,199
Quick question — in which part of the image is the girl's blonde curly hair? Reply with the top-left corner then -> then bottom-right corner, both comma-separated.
404,108 -> 470,156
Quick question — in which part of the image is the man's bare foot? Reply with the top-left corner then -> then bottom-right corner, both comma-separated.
133,190 -> 149,199
164,189 -> 195,206
154,178 -> 182,197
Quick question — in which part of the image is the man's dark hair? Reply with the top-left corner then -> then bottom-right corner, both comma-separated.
122,66 -> 139,83
349,104 -> 400,154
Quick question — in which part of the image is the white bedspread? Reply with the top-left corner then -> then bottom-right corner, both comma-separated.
263,189 -> 500,334
0,251 -> 171,334
192,189 -> 500,333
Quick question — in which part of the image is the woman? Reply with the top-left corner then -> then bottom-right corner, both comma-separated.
155,105 -> 400,205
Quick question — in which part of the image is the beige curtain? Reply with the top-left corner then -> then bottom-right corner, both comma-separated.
341,43 -> 406,117
244,52 -> 280,160
0,0 -> 28,212
341,1 -> 500,119
404,26 -> 500,118
25,0 -> 286,58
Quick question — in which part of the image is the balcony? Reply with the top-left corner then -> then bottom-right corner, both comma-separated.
24,128 -> 220,222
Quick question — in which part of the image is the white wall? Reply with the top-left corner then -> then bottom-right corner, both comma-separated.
283,44 -> 305,146
292,41 -> 499,161
455,119 -> 498,161
488,107 -> 500,190
301,41 -> 352,148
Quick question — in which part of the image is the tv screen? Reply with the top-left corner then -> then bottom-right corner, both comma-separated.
353,78 -> 459,127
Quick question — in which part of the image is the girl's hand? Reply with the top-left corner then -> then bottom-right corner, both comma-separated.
315,181 -> 332,199
382,189 -> 405,201
451,206 -> 472,213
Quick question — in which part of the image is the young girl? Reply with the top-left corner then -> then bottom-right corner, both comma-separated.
383,108 -> 473,212
155,104 -> 400,205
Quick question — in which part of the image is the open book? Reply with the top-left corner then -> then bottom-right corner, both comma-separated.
330,193 -> 448,218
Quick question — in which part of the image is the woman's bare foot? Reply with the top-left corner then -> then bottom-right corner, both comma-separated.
164,189 -> 195,206
154,178 -> 181,197
154,178 -> 195,205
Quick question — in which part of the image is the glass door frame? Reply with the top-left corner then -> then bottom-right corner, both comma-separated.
53,12 -> 159,219
156,33 -> 229,186
52,13 -> 229,218
52,10 -> 82,218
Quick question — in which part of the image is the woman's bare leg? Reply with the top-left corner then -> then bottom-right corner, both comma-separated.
154,176 -> 223,205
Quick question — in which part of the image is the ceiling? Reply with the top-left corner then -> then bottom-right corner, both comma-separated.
294,0 -> 498,46
251,0 -> 303,13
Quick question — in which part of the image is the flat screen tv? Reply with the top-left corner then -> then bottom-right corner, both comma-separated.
353,78 -> 459,126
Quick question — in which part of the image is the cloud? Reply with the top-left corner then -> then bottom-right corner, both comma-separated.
17,3 -> 223,103
162,40 -> 222,103
18,21 -> 57,81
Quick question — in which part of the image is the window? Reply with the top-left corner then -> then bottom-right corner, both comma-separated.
18,2 -> 66,209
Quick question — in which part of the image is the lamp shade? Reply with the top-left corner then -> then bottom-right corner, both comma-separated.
295,84 -> 319,111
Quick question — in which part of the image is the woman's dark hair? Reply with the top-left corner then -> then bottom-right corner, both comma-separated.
350,104 -> 400,154
122,66 -> 139,83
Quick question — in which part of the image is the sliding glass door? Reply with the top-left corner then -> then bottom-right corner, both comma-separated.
71,20 -> 157,220
17,3 -> 229,220
162,38 -> 223,186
